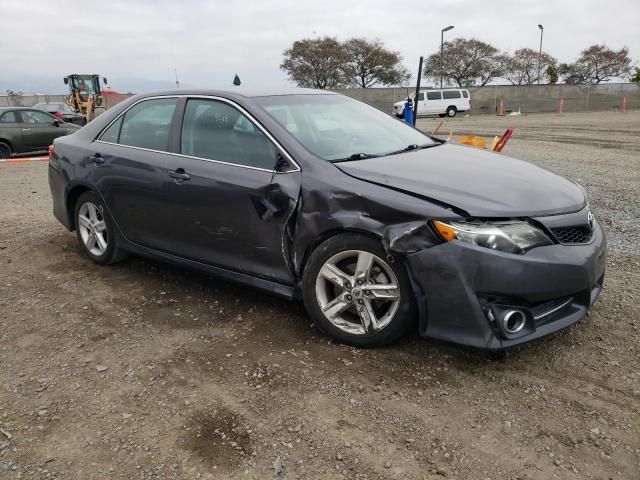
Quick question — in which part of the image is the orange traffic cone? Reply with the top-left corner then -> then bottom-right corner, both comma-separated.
558,98 -> 564,115
621,97 -> 627,113
496,100 -> 505,116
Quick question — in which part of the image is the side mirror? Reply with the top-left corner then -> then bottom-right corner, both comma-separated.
63,78 -> 69,85
103,77 -> 108,85
53,119 -> 61,127
274,152 -> 291,172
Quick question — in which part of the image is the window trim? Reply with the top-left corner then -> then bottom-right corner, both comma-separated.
95,94 -> 300,173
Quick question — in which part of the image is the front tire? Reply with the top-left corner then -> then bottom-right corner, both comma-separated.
302,233 -> 416,347
0,141 -> 11,159
74,191 -> 126,265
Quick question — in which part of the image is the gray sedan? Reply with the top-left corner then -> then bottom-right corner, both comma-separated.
47,88 -> 606,350
33,102 -> 86,125
0,107 -> 80,159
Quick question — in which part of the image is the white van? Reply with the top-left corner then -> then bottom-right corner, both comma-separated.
393,88 -> 471,118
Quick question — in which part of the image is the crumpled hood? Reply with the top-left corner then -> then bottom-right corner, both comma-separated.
336,143 -> 586,217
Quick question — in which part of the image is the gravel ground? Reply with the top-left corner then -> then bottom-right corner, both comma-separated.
0,110 -> 638,480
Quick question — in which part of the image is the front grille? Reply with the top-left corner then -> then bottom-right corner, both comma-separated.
551,226 -> 593,244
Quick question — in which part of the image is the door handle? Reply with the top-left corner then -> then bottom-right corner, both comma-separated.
89,154 -> 104,165
168,168 -> 190,181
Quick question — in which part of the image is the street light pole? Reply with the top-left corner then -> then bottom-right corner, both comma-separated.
537,24 -> 544,85
441,25 -> 454,89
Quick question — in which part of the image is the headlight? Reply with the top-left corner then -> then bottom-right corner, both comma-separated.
433,220 -> 552,254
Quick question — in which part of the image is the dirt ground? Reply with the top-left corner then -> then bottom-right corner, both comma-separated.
1,111 -> 639,480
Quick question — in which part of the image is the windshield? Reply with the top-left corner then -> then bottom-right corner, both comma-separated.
72,75 -> 99,94
254,94 -> 436,161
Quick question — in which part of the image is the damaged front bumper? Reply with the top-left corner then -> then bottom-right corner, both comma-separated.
406,221 -> 607,350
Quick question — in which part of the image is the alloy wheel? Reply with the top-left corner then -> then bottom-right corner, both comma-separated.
78,202 -> 108,256
315,250 -> 401,335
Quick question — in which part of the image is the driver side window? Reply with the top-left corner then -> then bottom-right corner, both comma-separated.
180,99 -> 277,170
21,110 -> 54,124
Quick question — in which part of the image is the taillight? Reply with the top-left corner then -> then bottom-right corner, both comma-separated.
48,144 -> 55,162
53,111 -> 63,119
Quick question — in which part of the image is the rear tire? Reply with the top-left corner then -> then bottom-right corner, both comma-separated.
0,141 -> 11,159
302,233 -> 416,347
446,106 -> 457,117
74,191 -> 127,265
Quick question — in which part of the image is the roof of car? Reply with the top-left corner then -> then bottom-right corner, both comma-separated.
137,87 -> 336,99
0,106 -> 45,111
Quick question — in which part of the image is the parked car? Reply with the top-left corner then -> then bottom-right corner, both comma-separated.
48,89 -> 605,350
393,88 -> 471,118
0,107 -> 80,159
33,102 -> 87,125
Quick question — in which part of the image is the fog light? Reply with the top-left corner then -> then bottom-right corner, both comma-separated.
502,310 -> 527,334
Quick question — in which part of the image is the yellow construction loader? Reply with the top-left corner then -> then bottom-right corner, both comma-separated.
63,74 -> 108,124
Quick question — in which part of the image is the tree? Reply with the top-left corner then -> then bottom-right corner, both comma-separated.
343,38 -> 410,88
6,89 -> 23,106
504,48 -> 557,85
630,67 -> 640,83
423,38 -> 507,87
280,37 -> 350,89
559,44 -> 632,84
546,64 -> 559,84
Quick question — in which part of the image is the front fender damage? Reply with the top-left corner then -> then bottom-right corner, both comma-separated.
283,183 -> 444,279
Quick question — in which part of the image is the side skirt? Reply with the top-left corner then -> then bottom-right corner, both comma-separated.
118,239 -> 298,301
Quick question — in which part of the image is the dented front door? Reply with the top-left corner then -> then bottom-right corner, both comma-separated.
165,157 -> 301,284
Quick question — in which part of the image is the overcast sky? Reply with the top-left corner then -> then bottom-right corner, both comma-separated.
1,0 -> 638,93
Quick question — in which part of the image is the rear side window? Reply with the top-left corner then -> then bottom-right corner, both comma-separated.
118,98 -> 178,151
443,91 -> 461,99
462,90 -> 469,98
0,111 -> 17,123
180,99 -> 276,170
426,92 -> 442,100
99,116 -> 123,143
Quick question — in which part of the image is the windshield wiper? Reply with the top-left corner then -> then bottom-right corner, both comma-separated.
331,152 -> 380,163
380,143 -> 436,157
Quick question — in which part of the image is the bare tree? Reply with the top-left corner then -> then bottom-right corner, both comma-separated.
6,90 -> 24,106
504,48 -> 557,85
343,38 -> 410,88
280,37 -> 350,89
423,38 -> 507,87
559,44 -> 632,84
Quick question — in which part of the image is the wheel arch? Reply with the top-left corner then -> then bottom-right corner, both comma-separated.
297,228 -> 384,279
65,184 -> 93,230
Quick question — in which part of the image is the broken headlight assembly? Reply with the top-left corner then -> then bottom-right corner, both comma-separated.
432,219 -> 553,254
